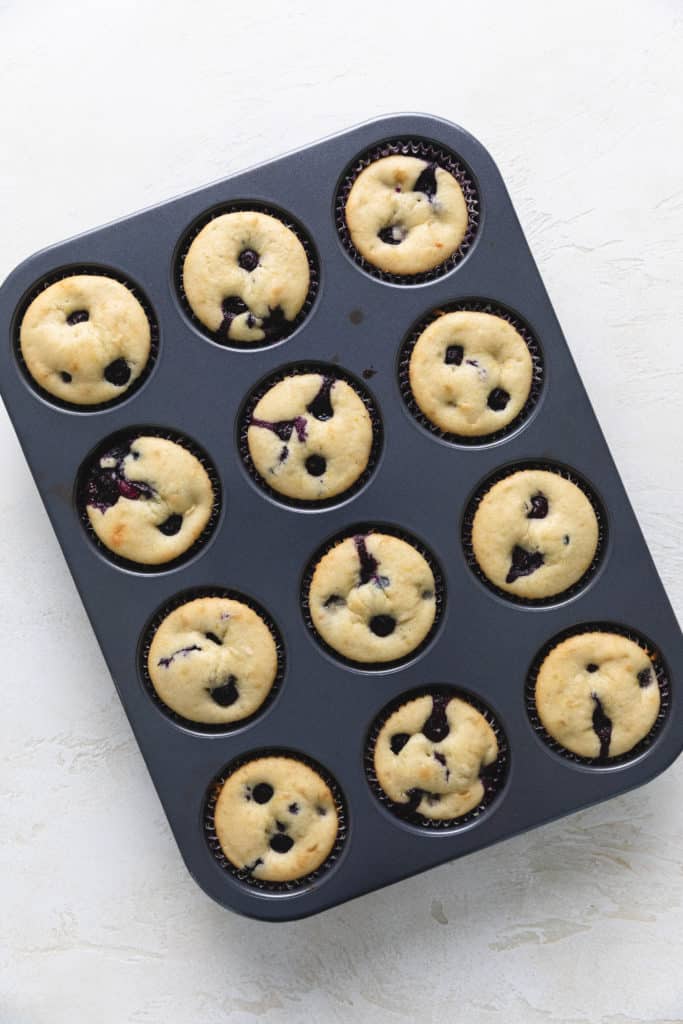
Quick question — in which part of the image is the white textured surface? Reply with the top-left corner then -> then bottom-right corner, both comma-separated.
1,1 -> 682,1021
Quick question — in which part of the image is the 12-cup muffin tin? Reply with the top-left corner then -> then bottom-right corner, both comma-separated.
1,113 -> 682,921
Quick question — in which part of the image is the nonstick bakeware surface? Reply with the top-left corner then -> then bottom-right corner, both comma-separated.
1,114 -> 681,921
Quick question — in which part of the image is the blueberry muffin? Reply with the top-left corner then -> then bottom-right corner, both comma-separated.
345,156 -> 468,275
408,310 -> 533,436
19,275 -> 151,404
213,756 -> 339,882
374,693 -> 499,820
182,211 -> 310,342
148,597 -> 278,724
247,372 -> 374,501
470,469 -> 599,599
83,435 -> 215,565
308,532 -> 437,663
535,631 -> 661,759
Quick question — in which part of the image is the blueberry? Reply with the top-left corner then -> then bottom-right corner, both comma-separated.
157,513 -> 182,536
487,388 -> 510,411
637,667 -> 653,688
205,632 -> 222,645
305,454 -> 326,477
238,248 -> 259,272
586,663 -> 599,673
103,358 -> 131,387
252,783 -> 273,804
444,345 -> 464,366
378,225 -> 404,245
66,309 -> 89,326
208,675 -> 239,707
269,833 -> 294,854
369,614 -> 395,637
527,492 -> 549,519
59,371 -> 72,383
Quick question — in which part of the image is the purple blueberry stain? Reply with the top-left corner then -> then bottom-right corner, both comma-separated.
288,802 -> 299,815
422,694 -> 449,743
412,162 -> 438,200
434,751 -> 451,782
591,692 -> 612,759
85,441 -> 155,513
219,296 -> 249,339
390,732 -> 410,755
278,445 -> 289,463
157,644 -> 202,668
506,545 -> 544,584
353,534 -> 389,588
251,415 -> 308,443
306,375 -> 336,421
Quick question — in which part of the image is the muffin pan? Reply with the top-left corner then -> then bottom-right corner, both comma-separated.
1,113 -> 681,921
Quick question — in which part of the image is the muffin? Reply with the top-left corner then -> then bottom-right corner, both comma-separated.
246,371 -> 375,501
344,155 -> 468,275
408,310 -> 534,437
308,531 -> 438,664
213,756 -> 339,883
182,210 -> 310,343
373,693 -> 500,820
147,596 -> 279,724
534,631 -> 661,759
19,274 -> 152,405
83,435 -> 215,565
470,468 -> 600,599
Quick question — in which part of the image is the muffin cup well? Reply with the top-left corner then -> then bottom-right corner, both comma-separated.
139,586 -> 285,733
76,426 -> 222,573
462,460 -> 608,607
174,201 -> 319,349
398,299 -> 544,446
365,685 -> 509,830
301,523 -> 446,671
526,622 -> 671,768
335,138 -> 479,285
13,264 -> 159,413
203,749 -> 348,893
238,362 -> 383,510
